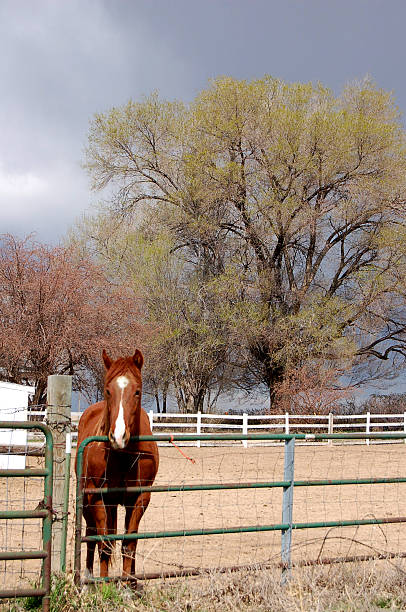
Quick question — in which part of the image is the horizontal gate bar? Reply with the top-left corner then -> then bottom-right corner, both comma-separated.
82,523 -> 289,541
0,551 -> 47,560
78,433 -> 406,445
82,515 -> 406,542
83,476 -> 406,496
292,550 -> 406,568
0,588 -> 47,599
83,482 -> 281,494
82,551 -> 406,584
0,509 -> 48,519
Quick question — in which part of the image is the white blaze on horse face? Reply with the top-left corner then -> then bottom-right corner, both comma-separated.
113,376 -> 129,448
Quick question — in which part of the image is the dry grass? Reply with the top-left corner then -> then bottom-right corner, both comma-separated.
140,562 -> 406,611
3,560 -> 406,611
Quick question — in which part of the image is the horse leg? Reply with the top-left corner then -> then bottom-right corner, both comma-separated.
108,504 -> 117,538
83,504 -> 96,578
122,456 -> 156,580
92,498 -> 112,577
123,504 -> 136,577
85,531 -> 96,576
106,504 -> 117,571
122,491 -> 151,579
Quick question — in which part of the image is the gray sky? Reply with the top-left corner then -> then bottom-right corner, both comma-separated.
1,0 -> 406,242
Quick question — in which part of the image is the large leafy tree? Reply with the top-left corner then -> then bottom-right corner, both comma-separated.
84,77 -> 406,408
72,218 -> 233,413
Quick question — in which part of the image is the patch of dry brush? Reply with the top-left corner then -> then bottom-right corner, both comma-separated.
4,561 -> 406,611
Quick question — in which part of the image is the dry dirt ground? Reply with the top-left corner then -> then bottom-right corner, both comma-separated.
2,441 -> 406,590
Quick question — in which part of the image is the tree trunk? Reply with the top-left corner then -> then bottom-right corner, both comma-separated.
249,340 -> 285,413
32,378 -> 47,407
267,365 -> 286,413
174,380 -> 206,413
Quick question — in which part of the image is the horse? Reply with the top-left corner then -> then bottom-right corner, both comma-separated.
75,349 -> 159,583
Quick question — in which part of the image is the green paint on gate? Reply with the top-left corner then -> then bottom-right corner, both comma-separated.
0,421 -> 53,612
83,476 -> 406,496
81,515 -> 406,544
74,432 -> 406,585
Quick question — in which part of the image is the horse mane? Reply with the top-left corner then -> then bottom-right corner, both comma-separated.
96,356 -> 142,436
104,356 -> 142,387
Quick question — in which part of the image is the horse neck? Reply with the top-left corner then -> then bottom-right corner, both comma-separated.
131,405 -> 142,437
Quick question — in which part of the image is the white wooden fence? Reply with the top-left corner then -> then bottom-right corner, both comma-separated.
25,409 -> 406,447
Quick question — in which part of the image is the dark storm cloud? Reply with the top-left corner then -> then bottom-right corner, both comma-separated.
1,0 -> 406,241
0,0 -> 190,240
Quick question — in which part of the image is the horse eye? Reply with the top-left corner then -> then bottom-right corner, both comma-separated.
106,389 -> 111,397
135,390 -> 140,397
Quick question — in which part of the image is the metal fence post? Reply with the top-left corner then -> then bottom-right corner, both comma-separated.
281,437 -> 295,583
47,374 -> 72,573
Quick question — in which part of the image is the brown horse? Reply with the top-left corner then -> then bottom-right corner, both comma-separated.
75,349 -> 159,582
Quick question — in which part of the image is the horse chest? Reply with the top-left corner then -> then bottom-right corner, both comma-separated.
105,450 -> 141,486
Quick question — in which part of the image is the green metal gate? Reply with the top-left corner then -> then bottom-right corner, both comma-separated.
74,432 -> 406,586
0,421 -> 53,612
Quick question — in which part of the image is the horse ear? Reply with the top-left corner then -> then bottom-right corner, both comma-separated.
132,349 -> 144,370
102,349 -> 112,370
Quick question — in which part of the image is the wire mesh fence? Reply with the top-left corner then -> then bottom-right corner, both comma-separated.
74,436 -> 406,581
0,471 -> 45,590
0,420 -> 53,603
2,404 -> 406,590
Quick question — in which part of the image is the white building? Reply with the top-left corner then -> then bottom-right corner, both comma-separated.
0,381 -> 35,469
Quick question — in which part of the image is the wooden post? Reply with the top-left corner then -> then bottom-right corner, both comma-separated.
242,413 -> 248,448
47,375 -> 72,573
328,412 -> 333,446
366,411 -> 370,446
196,411 -> 201,448
285,413 -> 289,435
403,412 -> 406,444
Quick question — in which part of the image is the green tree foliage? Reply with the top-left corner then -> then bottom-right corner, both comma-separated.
83,76 -> 406,410
72,219 -> 233,412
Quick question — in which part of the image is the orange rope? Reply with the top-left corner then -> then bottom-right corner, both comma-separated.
169,435 -> 196,464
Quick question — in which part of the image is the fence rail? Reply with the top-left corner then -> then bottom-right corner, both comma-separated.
24,409 -> 406,448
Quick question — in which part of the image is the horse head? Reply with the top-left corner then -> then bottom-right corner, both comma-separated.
101,349 -> 144,450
